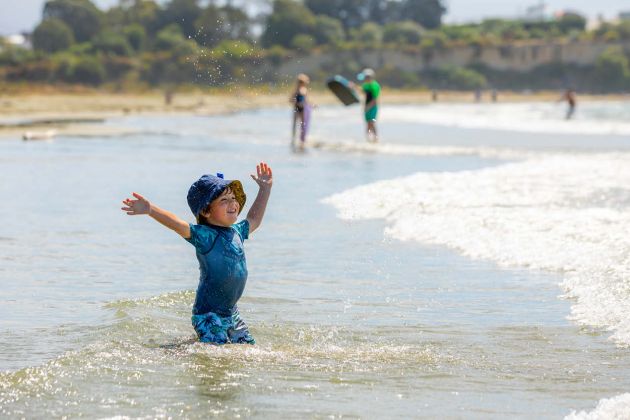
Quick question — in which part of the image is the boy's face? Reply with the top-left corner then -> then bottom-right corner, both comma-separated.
202,188 -> 239,227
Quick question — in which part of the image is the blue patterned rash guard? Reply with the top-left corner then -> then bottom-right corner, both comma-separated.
185,220 -> 249,317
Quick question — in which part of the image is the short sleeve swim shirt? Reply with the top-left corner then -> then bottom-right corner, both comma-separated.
186,220 -> 250,316
362,80 -> 381,105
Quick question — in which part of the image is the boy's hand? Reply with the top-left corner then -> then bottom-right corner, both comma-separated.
121,192 -> 151,215
250,162 -> 273,190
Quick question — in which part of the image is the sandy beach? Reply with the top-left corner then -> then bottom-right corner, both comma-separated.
0,90 -> 294,139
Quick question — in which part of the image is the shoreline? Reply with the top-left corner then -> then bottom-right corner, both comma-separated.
1,89 -> 627,139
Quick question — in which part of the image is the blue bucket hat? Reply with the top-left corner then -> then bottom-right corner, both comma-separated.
187,173 -> 246,218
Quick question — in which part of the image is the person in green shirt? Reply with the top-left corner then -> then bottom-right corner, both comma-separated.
357,68 -> 380,143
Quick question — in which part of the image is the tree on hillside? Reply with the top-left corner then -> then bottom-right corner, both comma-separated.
32,18 -> 75,53
350,22 -> 383,44
43,0 -> 103,42
159,0 -> 202,39
383,20 -> 424,44
398,0 -> 446,30
116,0 -> 161,34
194,5 -> 252,47
123,24 -> 147,51
261,0 -> 316,48
304,0 -> 446,29
304,0 -> 368,29
557,13 -> 587,34
154,24 -> 197,56
92,31 -> 133,56
312,15 -> 345,45
595,47 -> 630,92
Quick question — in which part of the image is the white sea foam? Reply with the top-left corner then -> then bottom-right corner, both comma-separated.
323,152 -> 630,346
566,393 -> 630,420
379,102 -> 630,136
310,140 -> 540,160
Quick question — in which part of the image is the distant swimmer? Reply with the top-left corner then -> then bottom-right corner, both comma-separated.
290,73 -> 312,148
474,88 -> 482,102
353,68 -> 380,143
561,88 -> 577,120
491,89 -> 498,102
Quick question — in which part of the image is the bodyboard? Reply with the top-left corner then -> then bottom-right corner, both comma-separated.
326,75 -> 360,106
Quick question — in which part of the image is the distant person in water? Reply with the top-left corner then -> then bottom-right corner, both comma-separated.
561,88 -> 577,120
474,88 -> 482,102
355,68 -> 381,143
290,73 -> 311,147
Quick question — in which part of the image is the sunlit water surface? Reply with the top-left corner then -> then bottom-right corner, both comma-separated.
2,102 -> 630,418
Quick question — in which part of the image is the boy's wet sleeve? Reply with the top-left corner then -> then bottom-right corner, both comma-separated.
232,219 -> 250,241
185,224 -> 218,253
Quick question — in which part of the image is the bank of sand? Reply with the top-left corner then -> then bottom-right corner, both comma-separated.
0,89 -> 622,139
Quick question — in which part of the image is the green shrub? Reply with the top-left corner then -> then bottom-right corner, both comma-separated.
6,60 -> 56,82
350,23 -> 383,44
378,65 -> 420,87
265,45 -> 288,66
312,15 -> 345,46
68,56 -> 106,85
383,21 -> 424,45
291,34 -> 316,51
124,24 -> 147,51
43,0 -> 103,43
32,18 -> 75,53
0,46 -> 37,66
594,47 -> 630,92
261,0 -> 316,48
424,65 -> 487,90
92,31 -> 133,56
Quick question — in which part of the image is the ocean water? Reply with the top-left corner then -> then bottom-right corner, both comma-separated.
1,101 -> 630,418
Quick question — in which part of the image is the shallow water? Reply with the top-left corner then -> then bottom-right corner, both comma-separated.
2,102 -> 630,418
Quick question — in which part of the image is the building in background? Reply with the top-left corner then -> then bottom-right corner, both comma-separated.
2,34 -> 32,50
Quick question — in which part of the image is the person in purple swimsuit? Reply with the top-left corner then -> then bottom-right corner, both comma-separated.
290,73 -> 311,147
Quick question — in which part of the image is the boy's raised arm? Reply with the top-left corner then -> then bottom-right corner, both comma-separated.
246,162 -> 273,234
122,192 -> 190,238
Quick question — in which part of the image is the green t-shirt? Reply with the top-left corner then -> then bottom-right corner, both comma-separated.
362,80 -> 381,105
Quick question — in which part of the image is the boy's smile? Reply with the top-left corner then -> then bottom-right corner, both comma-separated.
203,189 -> 240,227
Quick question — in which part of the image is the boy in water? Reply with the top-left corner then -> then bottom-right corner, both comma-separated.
356,68 -> 380,143
121,162 -> 273,344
